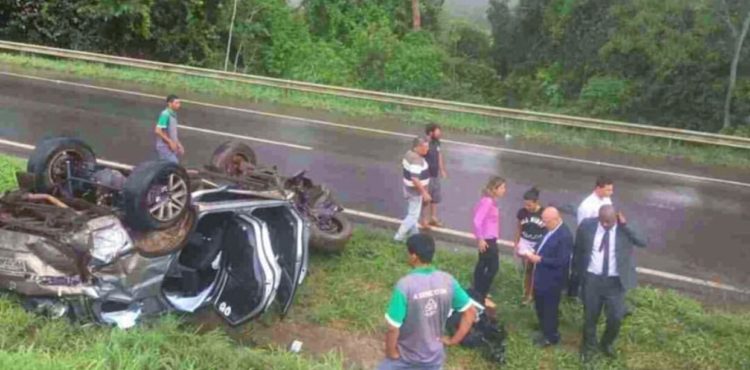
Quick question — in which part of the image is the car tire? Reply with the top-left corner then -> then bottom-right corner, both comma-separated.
123,161 -> 191,231
27,137 -> 97,194
210,141 -> 257,176
309,213 -> 353,253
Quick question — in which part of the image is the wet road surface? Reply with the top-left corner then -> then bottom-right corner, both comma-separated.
0,73 -> 748,289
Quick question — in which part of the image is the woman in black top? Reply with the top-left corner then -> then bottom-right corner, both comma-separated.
514,187 -> 546,305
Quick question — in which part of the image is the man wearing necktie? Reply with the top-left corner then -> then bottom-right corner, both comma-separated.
573,205 -> 647,361
526,207 -> 573,347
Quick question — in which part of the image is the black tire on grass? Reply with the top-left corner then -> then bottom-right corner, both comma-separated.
309,213 -> 353,253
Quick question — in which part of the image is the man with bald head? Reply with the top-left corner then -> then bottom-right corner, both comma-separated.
573,205 -> 647,361
526,207 -> 573,347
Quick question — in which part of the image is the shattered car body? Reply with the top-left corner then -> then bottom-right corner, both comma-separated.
0,137 -> 309,328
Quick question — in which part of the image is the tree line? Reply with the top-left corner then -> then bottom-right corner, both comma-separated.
1,0 -> 748,135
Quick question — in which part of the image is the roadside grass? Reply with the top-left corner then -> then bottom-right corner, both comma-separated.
294,228 -> 750,370
0,298 -> 346,370
0,156 -> 23,191
1,153 -> 749,369
3,52 -> 750,169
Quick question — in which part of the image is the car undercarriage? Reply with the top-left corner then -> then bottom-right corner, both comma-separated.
0,137 -> 317,328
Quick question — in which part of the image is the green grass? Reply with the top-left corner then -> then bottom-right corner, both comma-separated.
293,229 -> 750,370
0,298 -> 345,370
1,154 -> 749,369
3,52 -> 750,169
0,156 -> 24,191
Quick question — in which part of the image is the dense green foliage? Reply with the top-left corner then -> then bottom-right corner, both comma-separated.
489,0 -> 750,132
1,0 -> 749,134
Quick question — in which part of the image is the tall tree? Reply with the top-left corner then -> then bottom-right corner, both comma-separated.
412,0 -> 421,30
719,0 -> 750,129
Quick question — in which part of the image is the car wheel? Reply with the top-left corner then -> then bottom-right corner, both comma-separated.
123,161 -> 191,231
210,141 -> 257,176
309,213 -> 353,253
27,137 -> 97,194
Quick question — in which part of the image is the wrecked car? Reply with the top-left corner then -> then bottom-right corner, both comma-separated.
205,141 -> 353,253
0,137 -> 308,328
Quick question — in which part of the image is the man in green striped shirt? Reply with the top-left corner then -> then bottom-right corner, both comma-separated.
154,94 -> 184,163
379,234 -> 477,370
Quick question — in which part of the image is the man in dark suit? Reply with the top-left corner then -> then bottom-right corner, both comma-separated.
526,207 -> 573,347
574,205 -> 647,361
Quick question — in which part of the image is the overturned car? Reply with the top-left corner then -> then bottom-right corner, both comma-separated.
0,137 -> 308,328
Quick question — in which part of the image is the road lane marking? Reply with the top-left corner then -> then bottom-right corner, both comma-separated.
180,125 -> 312,150
2,71 -> 750,189
0,136 -> 747,295
0,73 -> 313,151
0,139 -> 33,150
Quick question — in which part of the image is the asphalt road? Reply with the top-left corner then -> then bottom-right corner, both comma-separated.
1,72 -> 749,290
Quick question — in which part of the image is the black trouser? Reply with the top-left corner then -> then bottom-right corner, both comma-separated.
473,239 -> 499,302
534,286 -> 562,344
567,254 -> 580,297
582,273 -> 626,353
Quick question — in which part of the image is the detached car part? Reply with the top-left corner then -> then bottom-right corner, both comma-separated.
207,141 -> 352,253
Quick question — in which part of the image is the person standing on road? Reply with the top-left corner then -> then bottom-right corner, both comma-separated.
471,176 -> 507,303
379,234 -> 477,370
514,187 -> 546,305
576,176 -> 614,225
154,94 -> 184,164
569,176 -> 614,297
394,137 -> 431,242
574,205 -> 646,362
525,207 -> 573,347
421,123 -> 448,229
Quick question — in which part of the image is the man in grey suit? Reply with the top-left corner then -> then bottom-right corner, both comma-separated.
573,205 -> 647,361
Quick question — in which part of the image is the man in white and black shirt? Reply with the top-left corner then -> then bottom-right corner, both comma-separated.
394,137 -> 431,242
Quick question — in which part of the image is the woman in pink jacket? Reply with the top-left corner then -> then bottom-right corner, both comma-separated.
472,176 -> 507,302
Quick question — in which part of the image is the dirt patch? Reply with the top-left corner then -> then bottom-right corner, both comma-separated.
251,321 -> 383,369
190,310 -> 383,369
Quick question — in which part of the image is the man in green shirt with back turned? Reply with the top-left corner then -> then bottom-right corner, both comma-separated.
378,234 -> 477,370
154,94 -> 184,163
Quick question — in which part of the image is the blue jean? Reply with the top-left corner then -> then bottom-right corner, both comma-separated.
394,194 -> 422,242
156,146 -> 179,164
377,358 -> 443,370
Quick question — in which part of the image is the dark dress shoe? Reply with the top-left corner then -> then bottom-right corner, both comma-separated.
623,305 -> 633,318
580,351 -> 595,363
533,336 -> 559,348
601,344 -> 616,358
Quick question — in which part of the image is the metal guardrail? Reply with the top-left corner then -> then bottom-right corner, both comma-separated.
2,40 -> 750,150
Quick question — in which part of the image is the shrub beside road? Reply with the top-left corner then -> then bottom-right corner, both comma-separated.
0,154 -> 748,369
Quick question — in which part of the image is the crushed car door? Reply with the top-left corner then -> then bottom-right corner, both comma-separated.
212,214 -> 280,326
250,205 -> 307,316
